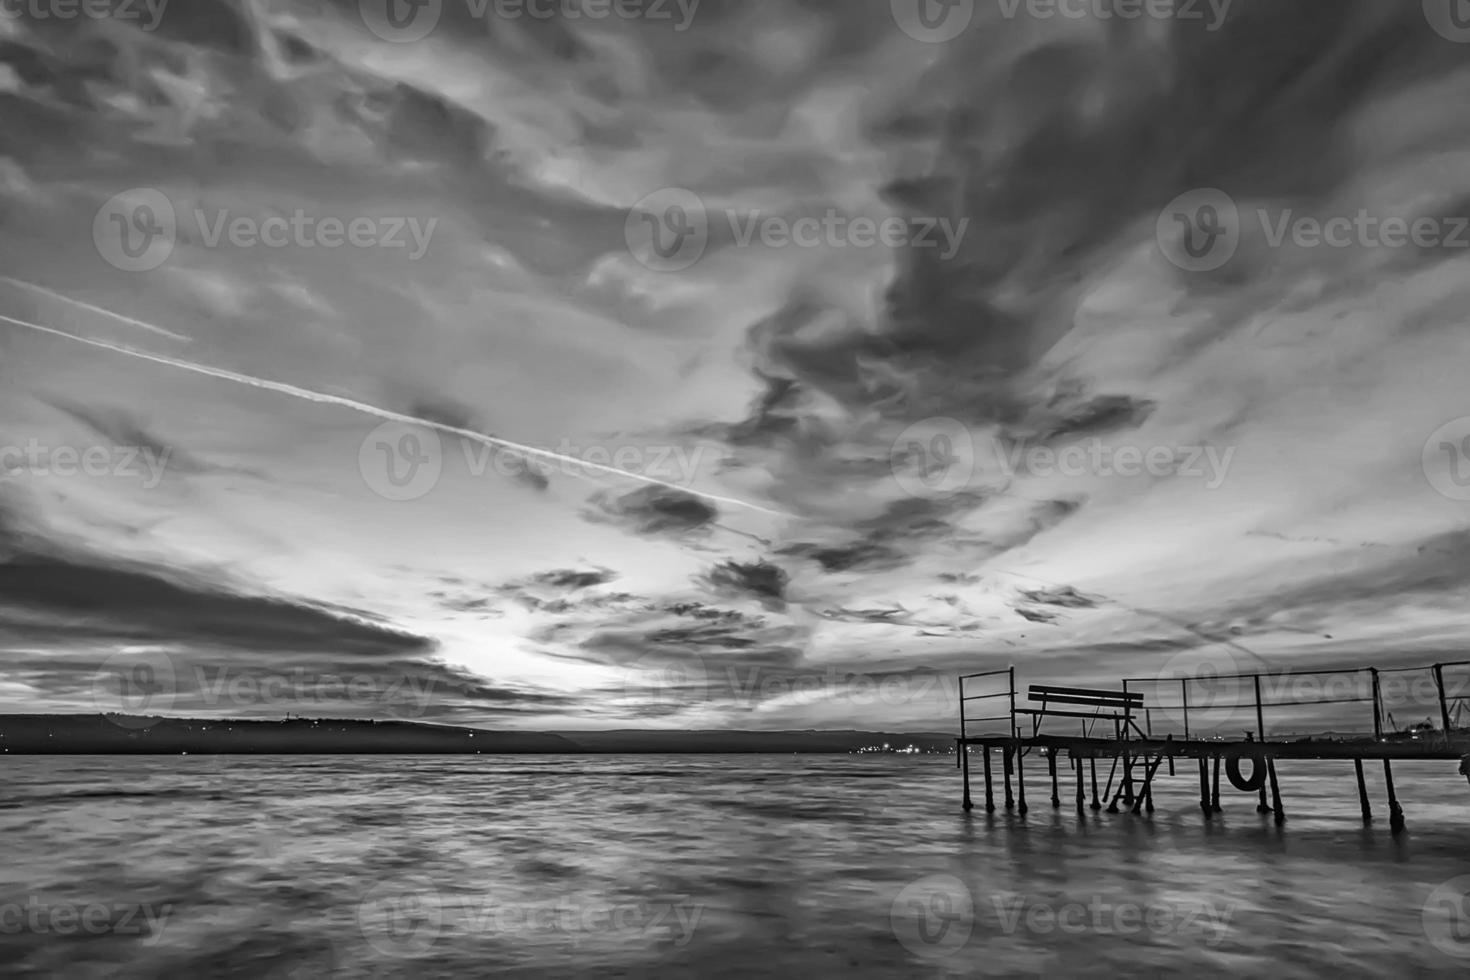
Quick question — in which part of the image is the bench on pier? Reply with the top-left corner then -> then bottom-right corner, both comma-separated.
1017,685 -> 1143,738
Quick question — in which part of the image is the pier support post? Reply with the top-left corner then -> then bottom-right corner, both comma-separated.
1089,757 -> 1101,811
983,746 -> 995,813
1015,742 -> 1029,815
1266,758 -> 1285,825
1198,758 -> 1211,816
1003,746 -> 1014,810
961,743 -> 973,811
1074,753 -> 1086,814
1354,758 -> 1371,824
1048,750 -> 1060,809
1211,755 -> 1222,813
1383,760 -> 1405,833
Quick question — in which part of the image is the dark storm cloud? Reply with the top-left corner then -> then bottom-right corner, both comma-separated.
0,493 -> 430,657
1020,586 -> 1099,610
700,560 -> 788,608
533,569 -> 617,591
583,485 -> 719,537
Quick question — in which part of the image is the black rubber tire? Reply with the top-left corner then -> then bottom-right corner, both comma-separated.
1226,755 -> 1268,793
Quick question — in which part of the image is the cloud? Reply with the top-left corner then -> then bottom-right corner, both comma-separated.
583,485 -> 719,537
700,560 -> 788,609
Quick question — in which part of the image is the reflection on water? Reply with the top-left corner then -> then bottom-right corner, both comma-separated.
2,755 -> 1468,977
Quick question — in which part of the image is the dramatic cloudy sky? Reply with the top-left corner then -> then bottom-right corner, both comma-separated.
2,0 -> 1469,732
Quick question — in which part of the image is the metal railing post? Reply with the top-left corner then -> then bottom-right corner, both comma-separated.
1009,666 -> 1017,740
1370,668 -> 1383,740
1253,674 -> 1266,742
1181,678 -> 1190,741
1434,664 -> 1453,733
959,674 -> 972,810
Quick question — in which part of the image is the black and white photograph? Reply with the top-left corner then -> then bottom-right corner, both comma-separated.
3,0 -> 1470,976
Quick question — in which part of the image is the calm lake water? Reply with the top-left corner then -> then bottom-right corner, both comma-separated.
2,755 -> 1469,977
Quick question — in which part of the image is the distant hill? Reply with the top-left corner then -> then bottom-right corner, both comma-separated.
0,715 -> 956,754
0,715 -> 577,754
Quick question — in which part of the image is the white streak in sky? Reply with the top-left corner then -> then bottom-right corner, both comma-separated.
0,311 -> 787,518
0,278 -> 192,344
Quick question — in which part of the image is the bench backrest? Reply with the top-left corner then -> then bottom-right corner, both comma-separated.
1028,685 -> 1142,712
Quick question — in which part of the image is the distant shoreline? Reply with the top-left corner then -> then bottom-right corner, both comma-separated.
0,715 -> 957,755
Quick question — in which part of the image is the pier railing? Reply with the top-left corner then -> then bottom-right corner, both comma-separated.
1118,659 -> 1470,743
957,668 -> 1016,742
954,658 -> 1470,829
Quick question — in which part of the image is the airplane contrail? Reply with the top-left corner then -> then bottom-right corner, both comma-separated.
0,278 -> 192,344
0,311 -> 788,518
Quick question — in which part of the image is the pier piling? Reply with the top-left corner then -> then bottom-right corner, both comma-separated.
1003,746 -> 1014,810
1384,760 -> 1405,833
1267,759 -> 1285,825
1015,743 -> 1029,815
1049,750 -> 1060,809
983,747 -> 995,813
1355,759 -> 1371,824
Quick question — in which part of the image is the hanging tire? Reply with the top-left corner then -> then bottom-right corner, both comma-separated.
1226,754 -> 1268,793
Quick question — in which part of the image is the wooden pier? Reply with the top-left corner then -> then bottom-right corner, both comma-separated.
956,661 -> 1470,833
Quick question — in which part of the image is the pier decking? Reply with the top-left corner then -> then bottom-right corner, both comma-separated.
956,661 -> 1470,833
